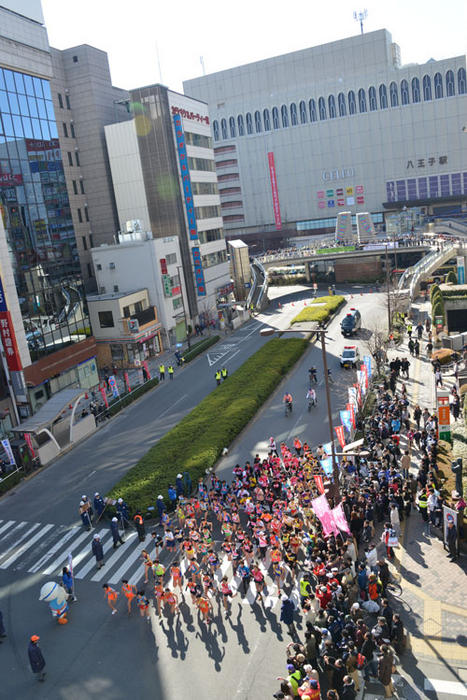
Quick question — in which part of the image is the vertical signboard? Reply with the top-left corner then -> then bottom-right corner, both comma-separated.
437,390 -> 451,442
456,256 -> 465,285
0,274 -> 22,371
267,152 -> 282,230
173,114 -> 198,240
191,247 -> 206,297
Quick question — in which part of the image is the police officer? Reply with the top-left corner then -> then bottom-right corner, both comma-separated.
176,473 -> 184,497
79,497 -> 92,531
156,494 -> 166,519
93,492 -> 105,519
110,517 -> 124,548
116,497 -> 130,529
168,365 -> 174,380
215,370 -> 221,386
221,367 -> 228,381
133,511 -> 146,542
159,363 -> 165,381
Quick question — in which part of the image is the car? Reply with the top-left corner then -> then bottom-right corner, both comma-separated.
341,307 -> 361,337
340,345 -> 360,368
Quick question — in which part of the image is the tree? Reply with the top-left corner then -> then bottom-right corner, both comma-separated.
365,324 -> 388,376
446,270 -> 457,285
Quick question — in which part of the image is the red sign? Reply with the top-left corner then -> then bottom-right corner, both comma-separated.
335,425 -> 346,448
99,386 -> 108,407
124,371 -> 131,393
159,258 -> 168,275
0,311 -> 22,371
267,152 -> 282,230
24,433 -> 36,458
0,173 -> 23,187
171,285 -> 181,296
170,106 -> 209,125
25,138 -> 60,152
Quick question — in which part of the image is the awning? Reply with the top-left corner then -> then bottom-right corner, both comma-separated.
343,438 -> 365,453
11,387 -> 85,435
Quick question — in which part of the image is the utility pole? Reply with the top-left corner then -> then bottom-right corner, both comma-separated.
177,266 -> 191,350
385,245 -> 392,333
319,330 -> 340,504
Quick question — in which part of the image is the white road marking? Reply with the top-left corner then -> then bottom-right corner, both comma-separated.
0,520 -> 26,541
108,533 -> 152,585
159,394 -> 189,418
74,531 -> 113,579
29,527 -> 78,573
42,530 -> 91,576
0,522 -> 39,563
0,520 -> 15,538
0,524 -> 53,569
424,679 -> 467,695
90,532 -> 137,582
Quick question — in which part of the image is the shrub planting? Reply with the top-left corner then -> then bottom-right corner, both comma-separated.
291,295 -> 345,324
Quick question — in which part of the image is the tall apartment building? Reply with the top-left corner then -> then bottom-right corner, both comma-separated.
49,45 -> 130,290
0,1 -> 98,421
103,85 -> 230,327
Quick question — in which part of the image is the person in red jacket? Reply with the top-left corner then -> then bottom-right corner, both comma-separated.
315,584 -> 331,609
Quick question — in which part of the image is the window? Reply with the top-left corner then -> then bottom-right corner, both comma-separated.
218,173 -> 239,182
290,103 -> 298,125
317,97 -> 326,120
368,86 -> 377,111
229,116 -> 236,138
67,151 -> 73,166
58,93 -> 63,108
400,80 -> 409,105
80,180 -> 85,194
221,200 -> 243,209
63,122 -> 68,137
309,99 -> 317,122
388,82 -> 398,107
113,285 -> 119,293
84,206 -> 89,222
254,110 -> 262,132
77,208 -> 83,223
219,187 -> 241,195
73,55 -> 78,63
81,235 -> 87,249
458,67 -> 466,94
96,263 -> 102,270
434,73 -> 443,98
87,263 -> 92,278
379,84 -> 388,108
216,158 -> 238,168
299,100 -> 307,123
197,228 -> 224,243
98,310 -> 114,328
348,91 -> 356,115
194,205 -> 221,219
412,77 -> 420,103
246,112 -> 253,134
188,157 -> 215,172
213,120 -> 219,141
328,95 -> 336,118
72,180 -> 78,195
75,151 -> 80,166
338,93 -> 346,116
123,305 -> 131,318
221,118 -> 227,139
272,107 -> 280,129
89,234 -> 94,247
358,89 -> 367,113
166,252 -> 177,264
184,132 -> 212,148
202,249 -> 227,268
65,94 -> 71,109
70,122 -> 75,138
263,108 -> 271,130
237,114 -> 244,136
422,75 -> 432,101
110,344 -> 123,362
191,181 -> 218,195
281,104 -> 289,127
446,70 -> 455,97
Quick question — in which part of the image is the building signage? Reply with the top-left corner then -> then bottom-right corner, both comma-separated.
322,167 -> 355,182
0,275 -> 7,313
406,155 -> 448,169
171,106 -> 209,125
0,173 -> 23,187
436,390 -> 450,442
317,185 -> 364,209
191,247 -> 206,297
108,375 -> 119,399
25,138 -> 60,153
159,258 -> 168,275
456,256 -> 465,285
1,438 -> 15,465
267,152 -> 282,230
162,274 -> 172,297
0,275 -> 22,372
173,114 -> 199,241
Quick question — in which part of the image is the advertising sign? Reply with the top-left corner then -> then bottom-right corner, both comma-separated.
191,247 -> 206,297
0,173 -> 23,187
267,152 -> 282,230
435,316 -> 443,331
437,390 -> 451,441
442,505 -> 458,553
0,311 -> 22,372
456,256 -> 465,285
108,375 -> 119,399
173,114 -> 198,240
1,438 -> 16,465
159,258 -> 168,275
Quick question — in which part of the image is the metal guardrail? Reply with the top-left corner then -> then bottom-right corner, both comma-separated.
408,242 -> 458,299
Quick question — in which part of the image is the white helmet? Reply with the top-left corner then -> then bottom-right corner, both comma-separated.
117,498 -> 123,504
94,492 -> 99,497
157,495 -> 163,500
79,501 -> 84,506
177,473 -> 182,479
112,517 -> 118,522
93,533 -> 100,539
82,495 -> 87,500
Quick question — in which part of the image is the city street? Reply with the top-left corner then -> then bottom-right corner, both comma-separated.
0,286 -> 386,699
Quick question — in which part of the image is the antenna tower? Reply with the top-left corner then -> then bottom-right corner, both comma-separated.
353,9 -> 368,34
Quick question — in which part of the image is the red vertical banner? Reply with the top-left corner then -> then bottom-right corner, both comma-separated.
0,311 -> 22,371
267,152 -> 282,230
24,433 -> 36,458
313,474 -> 325,494
346,403 -> 355,428
124,371 -> 131,393
99,386 -> 108,407
334,425 -> 346,448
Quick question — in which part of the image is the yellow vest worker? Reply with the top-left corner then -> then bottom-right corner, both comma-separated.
168,365 -> 174,380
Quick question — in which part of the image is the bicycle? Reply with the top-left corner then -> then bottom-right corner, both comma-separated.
284,401 -> 293,417
386,576 -> 402,598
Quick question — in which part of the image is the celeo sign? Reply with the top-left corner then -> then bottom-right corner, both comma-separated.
267,152 -> 282,230
0,274 -> 22,372
322,167 -> 355,182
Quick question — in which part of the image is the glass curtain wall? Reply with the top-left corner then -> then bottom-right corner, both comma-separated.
0,67 -> 87,361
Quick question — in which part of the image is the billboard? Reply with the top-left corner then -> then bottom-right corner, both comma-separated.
173,114 -> 198,241
267,152 -> 282,230
191,247 -> 206,297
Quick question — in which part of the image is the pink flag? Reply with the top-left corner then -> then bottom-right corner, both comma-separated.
311,494 -> 338,537
24,433 -> 36,458
124,371 -> 131,393
335,425 -> 346,448
99,386 -> 108,407
331,503 -> 351,534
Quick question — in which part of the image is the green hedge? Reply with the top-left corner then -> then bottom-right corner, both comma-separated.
439,288 -> 467,298
291,295 -> 345,324
0,469 -> 22,496
108,377 -> 159,416
183,335 -> 220,363
430,284 -> 440,301
445,270 -> 458,285
108,337 -> 308,510
269,275 -> 308,286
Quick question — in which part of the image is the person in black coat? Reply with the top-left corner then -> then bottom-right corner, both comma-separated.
390,613 -> 405,654
380,598 -> 393,628
341,675 -> 357,700
28,636 -> 46,681
92,534 -> 105,569
110,517 -> 124,548
280,597 -> 297,637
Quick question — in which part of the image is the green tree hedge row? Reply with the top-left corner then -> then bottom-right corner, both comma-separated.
291,295 -> 345,324
108,337 -> 308,510
183,335 -> 220,363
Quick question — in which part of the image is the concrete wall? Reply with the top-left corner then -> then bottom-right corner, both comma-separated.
334,256 -> 382,282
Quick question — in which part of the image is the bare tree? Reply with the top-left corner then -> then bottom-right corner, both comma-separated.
365,324 -> 388,376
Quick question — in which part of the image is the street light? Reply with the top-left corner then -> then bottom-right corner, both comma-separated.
260,326 -> 340,502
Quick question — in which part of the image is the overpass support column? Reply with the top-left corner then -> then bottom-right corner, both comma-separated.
305,262 -> 311,282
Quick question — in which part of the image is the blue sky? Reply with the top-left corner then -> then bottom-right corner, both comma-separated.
42,0 -> 467,92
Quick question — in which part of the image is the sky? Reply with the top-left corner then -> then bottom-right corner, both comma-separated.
42,0 -> 467,92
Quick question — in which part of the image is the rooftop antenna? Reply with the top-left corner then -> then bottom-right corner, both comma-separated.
353,9 -> 368,34
200,56 -> 206,76
155,40 -> 163,84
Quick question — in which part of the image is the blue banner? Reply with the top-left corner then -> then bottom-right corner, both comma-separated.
173,114 -> 198,241
363,355 -> 372,378
340,410 -> 352,434
320,457 -> 333,476
191,247 -> 206,297
0,275 -> 7,313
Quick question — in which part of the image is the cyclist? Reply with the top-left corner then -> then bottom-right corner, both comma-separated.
283,392 -> 293,414
308,366 -> 317,384
306,387 -> 317,408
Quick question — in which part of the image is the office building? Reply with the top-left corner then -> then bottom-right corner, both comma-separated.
184,30 -> 467,248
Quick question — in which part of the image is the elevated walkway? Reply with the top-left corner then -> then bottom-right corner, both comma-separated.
247,258 -> 268,310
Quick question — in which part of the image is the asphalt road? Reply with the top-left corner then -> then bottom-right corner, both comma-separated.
0,286 -> 388,700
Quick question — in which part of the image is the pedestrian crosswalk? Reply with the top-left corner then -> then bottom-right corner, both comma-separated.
0,518 -> 285,608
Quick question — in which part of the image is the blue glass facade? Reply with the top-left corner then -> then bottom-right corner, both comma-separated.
0,66 -> 86,359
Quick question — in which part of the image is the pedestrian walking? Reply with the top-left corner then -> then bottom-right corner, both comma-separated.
28,635 -> 46,682
110,517 -> 124,548
133,511 -> 146,542
103,583 -> 118,615
221,367 -> 228,381
168,365 -> 174,380
92,533 -> 105,569
159,363 -> 165,381
446,520 -> 458,561
414,339 -> 420,357
116,498 -> 130,529
377,644 -> 395,698
121,579 -> 136,615
61,566 -> 76,602
435,368 -> 443,387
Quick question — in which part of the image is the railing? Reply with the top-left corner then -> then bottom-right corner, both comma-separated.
408,242 -> 458,299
